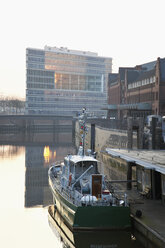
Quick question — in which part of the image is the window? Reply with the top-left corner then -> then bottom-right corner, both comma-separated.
150,77 -> 153,84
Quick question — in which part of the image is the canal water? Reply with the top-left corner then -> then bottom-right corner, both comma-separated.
0,129 -> 147,248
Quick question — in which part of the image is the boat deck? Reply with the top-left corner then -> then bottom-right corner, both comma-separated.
49,169 -> 128,207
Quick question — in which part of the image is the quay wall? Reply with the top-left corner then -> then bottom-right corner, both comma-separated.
0,115 -> 72,132
75,120 -> 138,152
131,215 -> 165,248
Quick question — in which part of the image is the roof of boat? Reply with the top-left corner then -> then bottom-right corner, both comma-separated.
65,155 -> 98,164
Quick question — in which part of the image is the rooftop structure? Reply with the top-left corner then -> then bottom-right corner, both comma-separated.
105,148 -> 165,175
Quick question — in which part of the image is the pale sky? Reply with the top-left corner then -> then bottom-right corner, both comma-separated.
0,0 -> 165,99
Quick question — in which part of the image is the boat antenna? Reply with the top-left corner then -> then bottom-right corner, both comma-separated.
78,107 -> 87,156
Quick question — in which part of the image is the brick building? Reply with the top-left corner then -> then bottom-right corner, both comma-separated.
108,58 -> 165,119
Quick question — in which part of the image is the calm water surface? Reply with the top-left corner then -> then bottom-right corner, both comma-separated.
0,131 -> 146,248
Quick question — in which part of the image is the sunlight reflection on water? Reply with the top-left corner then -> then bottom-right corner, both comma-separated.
0,146 -> 62,248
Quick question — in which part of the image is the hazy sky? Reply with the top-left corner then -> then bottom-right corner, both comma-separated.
0,0 -> 165,99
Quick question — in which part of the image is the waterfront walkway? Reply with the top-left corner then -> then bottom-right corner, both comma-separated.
134,198 -> 165,236
105,148 -> 165,247
130,193 -> 165,247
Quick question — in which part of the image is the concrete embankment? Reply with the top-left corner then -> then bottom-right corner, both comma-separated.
130,198 -> 165,248
131,215 -> 165,248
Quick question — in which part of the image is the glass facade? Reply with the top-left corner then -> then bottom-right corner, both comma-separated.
26,46 -> 112,116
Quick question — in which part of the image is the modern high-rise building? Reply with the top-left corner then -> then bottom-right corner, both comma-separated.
26,46 -> 112,116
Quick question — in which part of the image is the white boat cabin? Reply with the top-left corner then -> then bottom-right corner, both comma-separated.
60,154 -> 106,198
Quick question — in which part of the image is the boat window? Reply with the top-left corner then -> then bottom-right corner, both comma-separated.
64,158 -> 68,166
75,161 -> 97,175
70,162 -> 74,174
62,165 -> 66,175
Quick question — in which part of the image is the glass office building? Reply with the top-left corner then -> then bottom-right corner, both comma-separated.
26,46 -> 112,116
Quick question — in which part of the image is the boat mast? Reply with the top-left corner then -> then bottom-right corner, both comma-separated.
78,108 -> 87,156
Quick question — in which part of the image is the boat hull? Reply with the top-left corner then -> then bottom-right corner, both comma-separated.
48,205 -> 132,248
49,178 -> 131,231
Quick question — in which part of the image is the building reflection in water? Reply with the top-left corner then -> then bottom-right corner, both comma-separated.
48,206 -> 132,248
24,131 -> 76,208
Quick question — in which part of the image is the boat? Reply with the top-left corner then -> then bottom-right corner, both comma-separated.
48,108 -> 131,231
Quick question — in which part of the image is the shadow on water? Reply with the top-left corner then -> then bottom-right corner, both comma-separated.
24,130 -> 76,208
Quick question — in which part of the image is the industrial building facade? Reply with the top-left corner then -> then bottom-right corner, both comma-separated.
26,46 -> 112,116
108,58 -> 165,119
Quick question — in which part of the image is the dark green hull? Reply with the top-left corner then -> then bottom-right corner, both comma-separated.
49,179 -> 131,231
48,205 -> 132,248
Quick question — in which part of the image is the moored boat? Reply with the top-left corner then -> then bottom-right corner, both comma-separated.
48,108 -> 131,231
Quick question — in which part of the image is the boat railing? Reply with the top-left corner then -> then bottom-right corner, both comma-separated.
53,177 -> 128,207
49,160 -> 64,168
56,185 -> 83,206
112,191 -> 129,206
49,166 -> 128,207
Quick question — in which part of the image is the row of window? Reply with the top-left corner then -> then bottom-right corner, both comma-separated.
45,64 -> 107,74
27,49 -> 112,69
27,69 -> 54,77
27,49 -> 45,56
27,77 -> 54,84
27,75 -> 104,92
27,96 -> 105,103
26,55 -> 111,74
45,58 -> 106,69
55,73 -> 103,82
26,89 -> 106,98
128,76 -> 156,89
27,83 -> 54,89
27,57 -> 45,63
54,73 -> 103,92
27,63 -> 44,69
45,51 -> 108,63
127,91 -> 158,103
28,103 -> 103,109
27,83 -> 102,92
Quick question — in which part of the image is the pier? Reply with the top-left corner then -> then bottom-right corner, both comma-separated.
102,148 -> 165,248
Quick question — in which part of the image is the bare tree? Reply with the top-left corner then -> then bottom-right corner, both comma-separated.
0,96 -> 25,114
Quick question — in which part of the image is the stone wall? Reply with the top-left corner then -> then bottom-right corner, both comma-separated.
101,152 -> 128,190
75,120 -> 137,154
